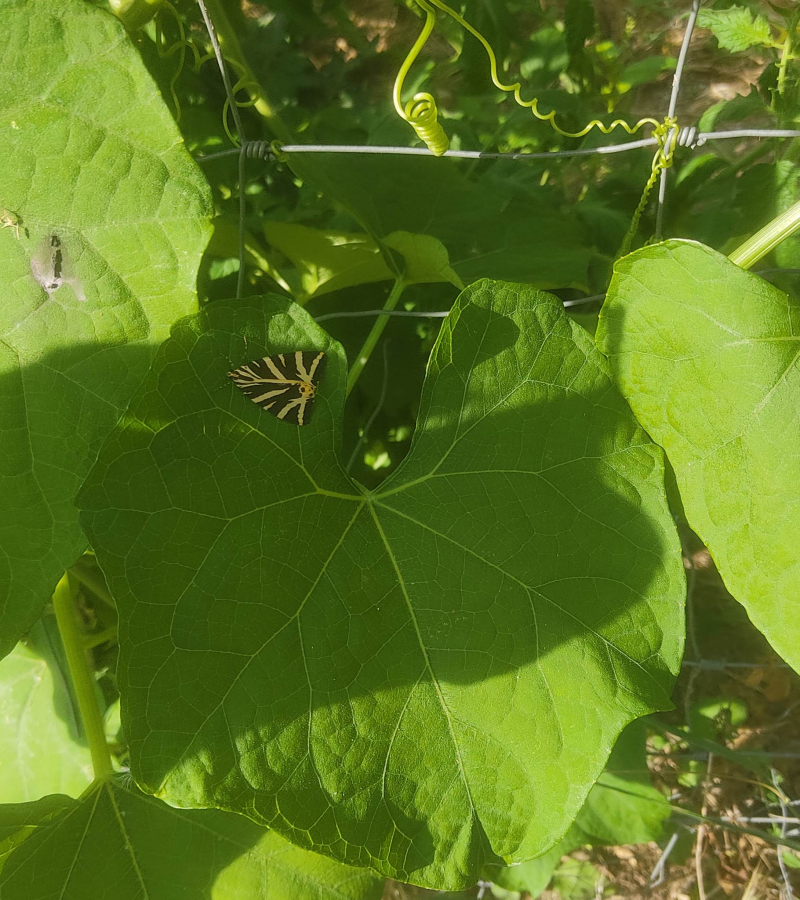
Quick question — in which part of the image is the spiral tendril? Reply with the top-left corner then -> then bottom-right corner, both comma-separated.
617,118 -> 678,256
396,0 -> 669,156
393,0 -> 450,155
154,5 -> 260,145
404,93 -> 449,156
415,0 -> 662,139
397,0 -> 684,253
220,64 -> 261,146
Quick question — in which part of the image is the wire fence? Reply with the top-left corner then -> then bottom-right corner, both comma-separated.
197,126 -> 800,165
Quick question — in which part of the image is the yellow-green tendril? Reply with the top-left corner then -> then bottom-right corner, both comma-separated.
219,61 -> 261,146
396,0 -> 664,153
154,4 -> 259,142
618,117 -> 678,257
393,0 -> 449,154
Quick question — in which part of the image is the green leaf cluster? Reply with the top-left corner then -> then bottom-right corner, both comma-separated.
4,0 -> 800,897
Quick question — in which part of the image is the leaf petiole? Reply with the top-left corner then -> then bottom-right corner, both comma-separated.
52,573 -> 114,782
728,199 -> 800,270
346,276 -> 407,395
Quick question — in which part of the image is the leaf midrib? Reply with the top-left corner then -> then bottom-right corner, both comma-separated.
366,499 -> 478,826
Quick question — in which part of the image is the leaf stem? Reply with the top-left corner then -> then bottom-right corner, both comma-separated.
776,37 -> 792,101
775,14 -> 798,104
346,277 -> 406,395
728,199 -> 800,270
52,573 -> 114,782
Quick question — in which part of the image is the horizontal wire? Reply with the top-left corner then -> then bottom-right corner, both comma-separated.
682,659 -> 792,669
278,139 -> 661,159
756,267 -> 800,277
649,750 -> 800,759
196,128 -> 800,165
314,309 -> 450,322
720,816 -> 800,825
198,139 -> 657,162
314,297 -> 607,323
700,128 -> 800,142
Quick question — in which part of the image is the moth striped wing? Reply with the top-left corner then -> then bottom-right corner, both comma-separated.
227,351 -> 326,426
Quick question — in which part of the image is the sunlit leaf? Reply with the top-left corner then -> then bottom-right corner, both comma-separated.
288,155 -> 590,290
598,240 -> 800,673
0,625 -> 92,803
697,7 -> 773,53
0,0 -> 212,658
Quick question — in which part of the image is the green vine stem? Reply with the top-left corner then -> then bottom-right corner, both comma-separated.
52,573 -> 114,782
728,199 -> 800,270
776,37 -> 792,100
346,277 -> 407,396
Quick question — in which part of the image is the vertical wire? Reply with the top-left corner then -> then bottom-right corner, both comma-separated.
196,0 -> 248,299
655,0 -> 702,241
772,768 -> 797,900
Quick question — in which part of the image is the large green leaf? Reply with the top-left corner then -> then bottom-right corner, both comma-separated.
0,0 -> 212,658
287,154 -> 590,290
0,780 -> 384,899
597,240 -> 800,672
79,282 -> 684,888
0,628 -> 92,803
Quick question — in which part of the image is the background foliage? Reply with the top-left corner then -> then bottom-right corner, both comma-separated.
1,0 -> 799,898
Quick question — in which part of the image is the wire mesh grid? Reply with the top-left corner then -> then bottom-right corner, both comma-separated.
195,0 -> 800,305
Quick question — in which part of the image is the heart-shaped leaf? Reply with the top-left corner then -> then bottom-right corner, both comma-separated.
0,0 -> 212,658
597,239 -> 800,673
79,281 -> 684,888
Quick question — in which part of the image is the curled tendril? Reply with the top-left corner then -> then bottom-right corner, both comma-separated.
396,0 -> 667,154
404,93 -> 450,156
397,0 -> 683,252
618,117 -> 679,256
417,0 -> 662,139
393,0 -> 450,155
218,62 -> 261,146
154,6 -> 261,146
155,1 -> 201,122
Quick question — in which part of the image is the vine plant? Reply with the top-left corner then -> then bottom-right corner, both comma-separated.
0,0 -> 799,898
